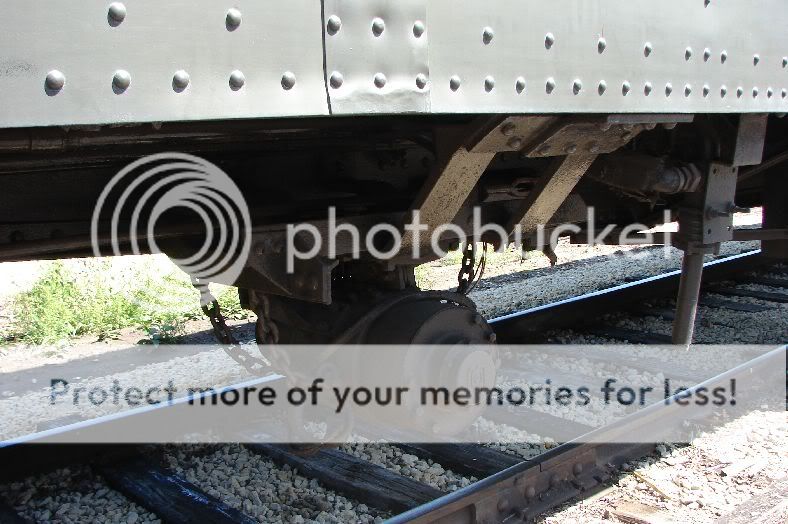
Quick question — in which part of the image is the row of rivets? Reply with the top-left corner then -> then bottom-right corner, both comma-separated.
325,15 -> 426,39
328,71 -> 429,90
44,69 -> 296,94
444,75 -> 787,100
108,4 -> 246,32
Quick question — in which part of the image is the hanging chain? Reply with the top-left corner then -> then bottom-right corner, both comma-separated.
457,241 -> 488,295
191,277 -> 267,374
255,294 -> 280,345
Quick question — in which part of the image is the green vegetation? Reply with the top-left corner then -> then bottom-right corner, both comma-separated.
5,260 -> 245,345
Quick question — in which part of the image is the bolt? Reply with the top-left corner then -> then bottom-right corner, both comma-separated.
108,2 -> 127,24
281,71 -> 296,90
508,137 -> 523,149
545,77 -> 555,93
415,74 -> 428,89
329,71 -> 344,89
413,20 -> 425,38
172,70 -> 190,90
572,79 -> 582,95
644,82 -> 652,96
753,54 -> 760,66
597,37 -> 606,53
484,75 -> 495,92
482,26 -> 494,45
229,70 -> 245,90
721,50 -> 728,63
450,75 -> 461,91
565,143 -> 577,154
703,48 -> 711,62
545,32 -> 555,49
225,8 -> 242,30
45,70 -> 65,91
665,83 -> 673,97
598,80 -> 606,95
644,42 -> 652,57
515,77 -> 526,94
372,17 -> 385,36
112,69 -> 131,92
684,84 -> 692,97
374,72 -> 387,88
501,123 -> 517,136
685,47 -> 692,60
326,15 -> 341,34
621,81 -> 631,96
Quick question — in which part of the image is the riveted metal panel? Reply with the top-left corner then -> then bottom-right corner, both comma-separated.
322,0 -> 429,114
0,1 -> 327,128
427,0 -> 788,114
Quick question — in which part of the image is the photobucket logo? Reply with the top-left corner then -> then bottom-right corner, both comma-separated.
91,153 -> 251,292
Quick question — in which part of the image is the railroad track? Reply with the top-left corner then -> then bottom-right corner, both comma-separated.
0,250 -> 785,523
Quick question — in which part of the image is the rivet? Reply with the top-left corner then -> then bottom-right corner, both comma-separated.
449,75 -> 461,91
229,70 -> 245,90
572,79 -> 582,95
767,87 -> 773,98
112,69 -> 131,92
172,70 -> 190,91
546,77 -> 555,93
644,42 -> 653,57
705,0 -> 711,6
665,83 -> 673,97
372,17 -> 385,37
374,73 -> 387,89
545,33 -> 555,49
281,71 -> 296,90
783,57 -> 787,68
326,15 -> 342,35
736,86 -> 743,98
720,85 -> 727,97
685,47 -> 693,60
720,50 -> 728,63
515,77 -> 526,94
108,2 -> 127,24
753,54 -> 760,66
45,70 -> 65,92
621,81 -> 631,96
644,82 -> 652,96
501,123 -> 516,136
413,20 -> 425,38
225,8 -> 242,30
507,137 -> 523,149
703,48 -> 711,62
565,143 -> 577,154
783,88 -> 787,99
684,84 -> 692,97
753,87 -> 759,98
525,486 -> 536,498
329,71 -> 344,89
415,73 -> 428,90
598,80 -> 606,95
702,85 -> 710,98
537,144 -> 551,155
482,27 -> 494,45
484,76 -> 495,92
597,37 -> 606,54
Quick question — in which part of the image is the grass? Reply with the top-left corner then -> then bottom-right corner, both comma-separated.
5,260 -> 246,345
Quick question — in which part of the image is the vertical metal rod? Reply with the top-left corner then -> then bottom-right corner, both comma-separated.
671,252 -> 705,345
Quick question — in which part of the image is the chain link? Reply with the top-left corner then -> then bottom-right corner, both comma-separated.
191,277 -> 267,374
457,242 -> 477,294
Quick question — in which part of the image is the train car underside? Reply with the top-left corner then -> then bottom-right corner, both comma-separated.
0,113 -> 785,347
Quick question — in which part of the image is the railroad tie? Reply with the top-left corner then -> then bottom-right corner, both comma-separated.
246,444 -> 443,513
97,458 -> 257,524
395,443 -> 523,479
